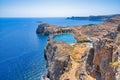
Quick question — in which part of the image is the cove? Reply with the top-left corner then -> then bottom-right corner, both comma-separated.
54,34 -> 76,44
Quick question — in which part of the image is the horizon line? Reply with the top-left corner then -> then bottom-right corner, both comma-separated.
0,13 -> 120,18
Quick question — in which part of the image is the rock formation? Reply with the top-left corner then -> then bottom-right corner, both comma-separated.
36,23 -> 73,36
37,16 -> 120,80
44,40 -> 71,80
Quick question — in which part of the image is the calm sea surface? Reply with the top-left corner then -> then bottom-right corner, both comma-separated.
0,18 -> 103,80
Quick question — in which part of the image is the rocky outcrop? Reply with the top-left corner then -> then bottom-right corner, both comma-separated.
36,23 -> 73,36
85,24 -> 120,80
36,23 -> 88,41
44,39 -> 71,80
113,24 -> 120,80
92,39 -> 115,80
36,23 -> 54,35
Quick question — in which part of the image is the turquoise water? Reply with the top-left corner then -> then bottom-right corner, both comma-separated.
54,34 -> 76,44
0,18 -> 103,80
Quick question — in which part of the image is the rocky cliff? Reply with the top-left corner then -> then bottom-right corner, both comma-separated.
88,24 -> 120,80
44,39 -> 71,80
37,16 -> 120,80
36,23 -> 73,36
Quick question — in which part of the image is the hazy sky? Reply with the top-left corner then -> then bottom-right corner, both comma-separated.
0,0 -> 120,17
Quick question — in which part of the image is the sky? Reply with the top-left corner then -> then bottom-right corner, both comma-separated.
0,0 -> 120,17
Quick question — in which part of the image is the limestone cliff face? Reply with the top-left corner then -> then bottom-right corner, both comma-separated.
36,23 -> 73,36
44,39 -> 71,80
91,39 -> 115,80
112,24 -> 120,80
36,23 -> 54,35
86,24 -> 120,80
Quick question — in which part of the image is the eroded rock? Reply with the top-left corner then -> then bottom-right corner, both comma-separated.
44,40 -> 71,80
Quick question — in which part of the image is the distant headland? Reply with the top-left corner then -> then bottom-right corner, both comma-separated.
67,14 -> 120,20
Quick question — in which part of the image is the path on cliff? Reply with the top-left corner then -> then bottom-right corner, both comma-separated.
60,56 -> 80,80
60,43 -> 96,80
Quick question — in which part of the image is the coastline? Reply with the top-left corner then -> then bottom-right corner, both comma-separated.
36,15 -> 120,80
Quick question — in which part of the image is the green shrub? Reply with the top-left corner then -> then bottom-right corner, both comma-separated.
77,40 -> 91,43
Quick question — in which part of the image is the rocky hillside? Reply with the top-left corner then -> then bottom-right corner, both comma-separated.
37,16 -> 120,80
67,14 -> 120,20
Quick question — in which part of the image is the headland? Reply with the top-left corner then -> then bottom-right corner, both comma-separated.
37,15 -> 120,80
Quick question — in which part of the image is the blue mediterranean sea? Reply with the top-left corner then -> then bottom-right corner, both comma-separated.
0,18 -> 103,80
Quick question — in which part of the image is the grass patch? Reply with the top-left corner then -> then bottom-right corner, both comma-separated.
110,61 -> 120,67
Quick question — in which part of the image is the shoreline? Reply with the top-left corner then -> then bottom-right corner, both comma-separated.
37,15 -> 120,80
